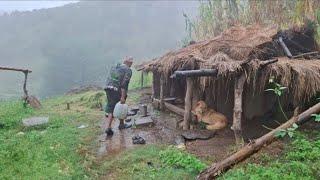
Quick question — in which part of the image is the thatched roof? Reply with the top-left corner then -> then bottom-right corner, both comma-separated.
140,25 -> 278,73
138,25 -> 320,103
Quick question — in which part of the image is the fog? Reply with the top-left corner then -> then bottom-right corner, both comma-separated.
0,1 -> 198,99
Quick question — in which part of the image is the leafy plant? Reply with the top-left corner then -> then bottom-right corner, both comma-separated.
275,123 -> 299,138
311,97 -> 320,122
311,114 -> 320,122
265,76 -> 288,120
159,147 -> 207,173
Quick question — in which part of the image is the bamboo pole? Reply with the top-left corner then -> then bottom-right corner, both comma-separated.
232,74 -> 246,145
184,78 -> 193,130
197,103 -> 320,180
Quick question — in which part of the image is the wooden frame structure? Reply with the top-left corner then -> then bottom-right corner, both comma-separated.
0,66 -> 42,109
0,66 -> 32,101
168,69 -> 247,142
150,59 -> 278,145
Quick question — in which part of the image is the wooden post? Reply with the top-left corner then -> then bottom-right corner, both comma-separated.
151,72 -> 155,99
184,78 -> 193,130
140,71 -> 144,88
232,74 -> 246,145
23,71 -> 29,98
160,75 -> 165,110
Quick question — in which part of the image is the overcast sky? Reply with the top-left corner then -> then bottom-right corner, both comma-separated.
0,1 -> 78,12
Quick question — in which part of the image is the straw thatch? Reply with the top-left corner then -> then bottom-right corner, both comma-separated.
139,24 -> 320,104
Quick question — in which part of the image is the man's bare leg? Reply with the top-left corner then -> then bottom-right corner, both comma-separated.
119,119 -> 124,126
105,113 -> 114,136
107,113 -> 114,128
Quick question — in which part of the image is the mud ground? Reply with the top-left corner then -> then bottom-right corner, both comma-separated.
96,87 -> 292,163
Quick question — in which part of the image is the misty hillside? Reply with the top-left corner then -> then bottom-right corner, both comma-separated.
0,1 -> 197,98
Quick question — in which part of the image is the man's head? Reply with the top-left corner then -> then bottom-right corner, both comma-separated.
123,56 -> 133,67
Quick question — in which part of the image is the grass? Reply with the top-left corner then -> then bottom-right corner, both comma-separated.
0,84 -> 319,179
220,131 -> 320,180
0,97 -> 101,179
0,88 -> 206,179
128,70 -> 152,90
99,145 -> 207,180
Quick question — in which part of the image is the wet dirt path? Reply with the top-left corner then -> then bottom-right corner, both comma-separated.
96,110 -> 180,157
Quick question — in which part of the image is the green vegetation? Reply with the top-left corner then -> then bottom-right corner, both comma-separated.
159,146 -> 207,173
221,132 -> 320,180
0,90 -> 206,179
128,70 -> 152,90
100,145 -> 206,180
0,95 -> 101,179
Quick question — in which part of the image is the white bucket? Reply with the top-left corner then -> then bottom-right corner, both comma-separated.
113,102 -> 128,119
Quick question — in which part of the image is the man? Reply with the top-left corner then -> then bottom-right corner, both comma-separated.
104,56 -> 133,136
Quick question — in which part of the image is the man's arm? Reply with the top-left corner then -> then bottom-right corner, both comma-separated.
120,69 -> 132,104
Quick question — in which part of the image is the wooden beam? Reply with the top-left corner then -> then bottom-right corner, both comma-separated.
171,69 -> 218,78
0,66 -> 32,73
278,37 -> 293,58
197,102 -> 320,179
164,102 -> 185,116
232,74 -> 246,145
292,51 -> 319,59
184,78 -> 193,130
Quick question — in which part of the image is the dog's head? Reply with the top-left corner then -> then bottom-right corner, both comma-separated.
191,101 -> 207,115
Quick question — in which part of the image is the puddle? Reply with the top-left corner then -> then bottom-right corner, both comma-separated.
97,114 -> 178,157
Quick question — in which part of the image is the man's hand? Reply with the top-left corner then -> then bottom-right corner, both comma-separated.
120,96 -> 126,104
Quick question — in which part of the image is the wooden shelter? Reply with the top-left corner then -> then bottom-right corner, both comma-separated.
137,24 -> 320,144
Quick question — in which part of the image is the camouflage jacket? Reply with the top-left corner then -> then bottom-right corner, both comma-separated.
106,63 -> 132,91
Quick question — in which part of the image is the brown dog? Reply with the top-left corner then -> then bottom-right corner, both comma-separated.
191,101 -> 227,130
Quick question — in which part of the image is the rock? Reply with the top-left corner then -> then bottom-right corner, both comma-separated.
26,95 -> 42,109
78,125 -> 88,129
22,117 -> 49,127
133,116 -> 154,128
181,130 -> 216,140
16,132 -> 25,136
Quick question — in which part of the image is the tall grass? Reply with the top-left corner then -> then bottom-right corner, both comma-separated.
129,69 -> 152,90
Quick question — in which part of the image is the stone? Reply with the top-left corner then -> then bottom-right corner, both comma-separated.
133,116 -> 154,128
16,132 -> 25,136
26,95 -> 42,109
22,117 -> 49,127
78,125 -> 88,129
